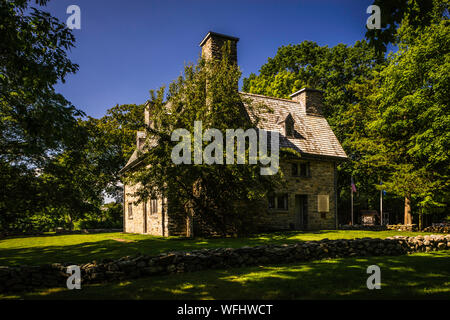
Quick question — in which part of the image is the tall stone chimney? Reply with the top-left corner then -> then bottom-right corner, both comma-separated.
199,31 -> 239,64
290,88 -> 324,116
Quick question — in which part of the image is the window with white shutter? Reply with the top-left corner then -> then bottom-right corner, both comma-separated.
317,195 -> 329,212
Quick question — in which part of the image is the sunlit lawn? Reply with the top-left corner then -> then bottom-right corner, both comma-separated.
0,230 -> 436,266
2,251 -> 449,300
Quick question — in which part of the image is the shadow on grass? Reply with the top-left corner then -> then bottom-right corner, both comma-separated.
0,230 -> 341,266
6,251 -> 450,300
0,230 -> 437,267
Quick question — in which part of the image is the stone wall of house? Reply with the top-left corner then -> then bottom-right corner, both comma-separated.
1,234 -> 448,293
257,159 -> 336,231
166,199 -> 188,237
123,183 -> 168,236
124,158 -> 338,236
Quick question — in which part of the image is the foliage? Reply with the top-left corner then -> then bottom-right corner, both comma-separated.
76,203 -> 123,229
0,0 -> 84,165
365,0 -> 449,54
82,104 -> 145,202
0,0 -> 85,232
363,18 -> 449,215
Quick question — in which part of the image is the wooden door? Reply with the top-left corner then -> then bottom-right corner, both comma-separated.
295,195 -> 308,230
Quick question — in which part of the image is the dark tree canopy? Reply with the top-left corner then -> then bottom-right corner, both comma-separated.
365,0 -> 449,53
0,0 -> 85,231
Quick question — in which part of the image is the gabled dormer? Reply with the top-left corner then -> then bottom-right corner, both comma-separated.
283,113 -> 295,138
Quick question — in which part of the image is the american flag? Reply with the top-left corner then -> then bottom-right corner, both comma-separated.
351,176 -> 357,193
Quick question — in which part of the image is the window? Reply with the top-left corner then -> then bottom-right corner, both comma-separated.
292,162 -> 310,177
277,194 -> 288,210
317,194 -> 329,212
268,193 -> 289,210
150,199 -> 158,214
299,162 -> 309,177
291,163 -> 298,176
268,195 -> 276,209
128,203 -> 133,219
284,114 -> 295,137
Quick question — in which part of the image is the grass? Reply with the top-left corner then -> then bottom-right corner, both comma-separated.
0,230 -> 436,266
2,251 -> 449,300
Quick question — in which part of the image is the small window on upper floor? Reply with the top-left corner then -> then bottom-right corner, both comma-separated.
292,162 -> 311,177
150,198 -> 158,214
128,203 -> 133,219
268,195 -> 276,209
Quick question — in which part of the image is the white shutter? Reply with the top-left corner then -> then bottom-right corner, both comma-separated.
317,195 -> 329,212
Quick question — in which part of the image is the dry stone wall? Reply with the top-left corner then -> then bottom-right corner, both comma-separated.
423,225 -> 450,233
1,234 -> 448,293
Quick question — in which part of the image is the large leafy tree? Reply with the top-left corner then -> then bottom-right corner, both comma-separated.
125,48 -> 275,236
365,0 -> 449,54
353,18 -> 449,227
83,104 -> 146,201
0,0 -> 84,231
0,0 -> 83,165
36,104 -> 145,229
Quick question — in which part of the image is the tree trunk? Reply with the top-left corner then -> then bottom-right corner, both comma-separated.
185,202 -> 194,238
418,208 -> 423,231
67,213 -> 74,231
404,196 -> 412,225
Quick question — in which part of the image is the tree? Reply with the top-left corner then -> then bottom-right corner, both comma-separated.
365,0 -> 449,54
350,18 -> 450,226
34,104 -> 145,230
0,0 -> 83,165
124,46 -> 275,236
0,0 -> 84,231
82,104 -> 146,202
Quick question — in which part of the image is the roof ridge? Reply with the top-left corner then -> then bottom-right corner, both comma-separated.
239,91 -> 300,104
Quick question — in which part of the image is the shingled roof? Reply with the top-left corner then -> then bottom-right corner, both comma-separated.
240,92 -> 347,160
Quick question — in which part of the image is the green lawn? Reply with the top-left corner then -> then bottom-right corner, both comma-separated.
0,230 -> 436,266
2,251 -> 449,300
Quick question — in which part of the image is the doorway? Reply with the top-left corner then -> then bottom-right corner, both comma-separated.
295,195 -> 308,230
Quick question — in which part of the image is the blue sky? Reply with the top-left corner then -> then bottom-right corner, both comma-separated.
40,0 -> 374,118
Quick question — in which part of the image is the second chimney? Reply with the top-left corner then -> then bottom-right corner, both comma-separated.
290,88 -> 324,116
199,31 -> 239,64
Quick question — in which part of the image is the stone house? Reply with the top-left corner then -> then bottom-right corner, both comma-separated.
120,31 -> 347,236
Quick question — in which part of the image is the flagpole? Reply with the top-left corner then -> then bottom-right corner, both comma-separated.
380,188 -> 383,225
351,183 -> 354,225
